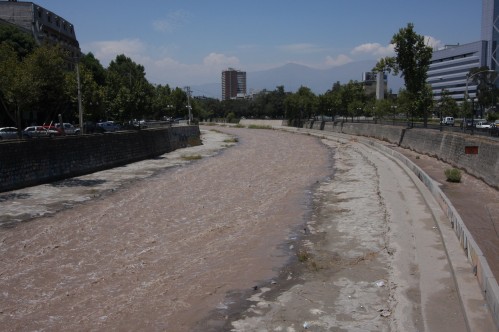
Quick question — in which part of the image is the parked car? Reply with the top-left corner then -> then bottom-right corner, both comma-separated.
0,127 -> 19,140
492,120 -> 499,129
475,121 -> 491,129
23,126 -> 59,138
97,121 -> 120,132
55,123 -> 80,135
440,116 -> 455,126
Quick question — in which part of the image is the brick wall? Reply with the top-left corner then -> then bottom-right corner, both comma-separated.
0,126 -> 200,192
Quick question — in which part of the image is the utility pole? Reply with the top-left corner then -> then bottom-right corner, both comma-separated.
76,60 -> 83,134
184,86 -> 192,125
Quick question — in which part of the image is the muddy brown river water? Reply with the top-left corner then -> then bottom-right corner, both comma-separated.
0,128 -> 330,331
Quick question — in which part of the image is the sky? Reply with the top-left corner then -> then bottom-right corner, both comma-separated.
32,0 -> 482,94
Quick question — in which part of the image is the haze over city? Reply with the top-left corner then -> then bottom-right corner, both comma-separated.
32,0 -> 481,95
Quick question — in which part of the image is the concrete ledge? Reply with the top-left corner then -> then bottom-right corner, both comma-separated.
239,119 -> 287,127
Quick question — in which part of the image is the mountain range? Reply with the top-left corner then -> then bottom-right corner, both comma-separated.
191,60 -> 405,99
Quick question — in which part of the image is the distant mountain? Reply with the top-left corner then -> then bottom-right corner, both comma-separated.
191,61 -> 404,99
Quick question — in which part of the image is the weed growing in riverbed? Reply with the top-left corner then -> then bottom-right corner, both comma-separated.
181,154 -> 202,160
445,168 -> 462,182
223,137 -> 238,143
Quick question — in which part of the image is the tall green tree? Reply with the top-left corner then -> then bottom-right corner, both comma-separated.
105,54 -> 154,121
374,23 -> 433,126
18,45 -> 69,124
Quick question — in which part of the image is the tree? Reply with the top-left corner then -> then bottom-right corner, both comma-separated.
468,66 -> 498,117
80,52 -> 106,86
437,89 -> 458,119
65,61 -> 106,123
17,45 -> 69,124
151,84 -> 173,119
374,23 -> 433,126
373,98 -> 393,120
105,54 -> 154,121
284,86 -> 317,126
0,43 -> 22,128
0,25 -> 36,59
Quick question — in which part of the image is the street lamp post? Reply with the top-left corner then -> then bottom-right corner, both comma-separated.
75,59 -> 83,134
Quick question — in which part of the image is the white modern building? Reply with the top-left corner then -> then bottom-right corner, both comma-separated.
427,0 -> 498,103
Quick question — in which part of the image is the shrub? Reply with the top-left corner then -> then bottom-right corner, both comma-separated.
444,168 -> 462,182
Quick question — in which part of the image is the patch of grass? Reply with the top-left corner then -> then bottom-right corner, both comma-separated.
234,124 -> 245,128
223,137 -> 238,143
247,124 -> 272,129
445,168 -> 462,183
181,154 -> 202,161
297,249 -> 310,262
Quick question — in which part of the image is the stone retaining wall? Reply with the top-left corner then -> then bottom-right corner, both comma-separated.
0,126 -> 200,192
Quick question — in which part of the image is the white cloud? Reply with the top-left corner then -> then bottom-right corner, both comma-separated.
324,54 -> 353,67
351,43 -> 395,57
84,39 -> 147,65
278,43 -> 322,54
203,53 -> 240,67
424,35 -> 444,50
83,38 -> 242,86
152,10 -> 190,33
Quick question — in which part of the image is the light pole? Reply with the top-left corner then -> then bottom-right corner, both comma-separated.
75,59 -> 83,134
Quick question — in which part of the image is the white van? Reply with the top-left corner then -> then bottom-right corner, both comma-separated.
440,117 -> 454,126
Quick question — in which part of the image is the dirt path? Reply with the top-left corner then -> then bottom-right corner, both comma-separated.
0,128 -> 330,331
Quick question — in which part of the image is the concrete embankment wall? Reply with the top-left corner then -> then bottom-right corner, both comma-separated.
0,126 -> 200,193
305,121 -> 499,189
400,129 -> 499,189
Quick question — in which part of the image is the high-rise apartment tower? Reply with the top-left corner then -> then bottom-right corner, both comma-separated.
221,68 -> 246,101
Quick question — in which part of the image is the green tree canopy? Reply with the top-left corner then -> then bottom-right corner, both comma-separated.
374,23 -> 433,125
0,24 -> 36,59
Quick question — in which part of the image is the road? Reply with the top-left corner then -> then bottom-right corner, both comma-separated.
0,126 -> 495,331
